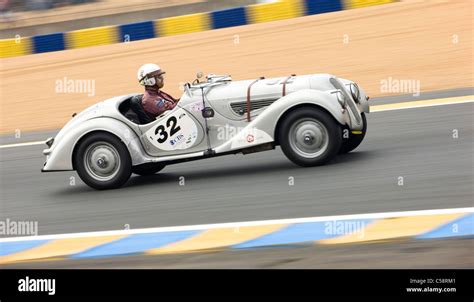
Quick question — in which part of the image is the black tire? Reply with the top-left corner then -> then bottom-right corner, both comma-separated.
132,163 -> 166,176
339,113 -> 367,154
74,132 -> 132,190
278,107 -> 342,167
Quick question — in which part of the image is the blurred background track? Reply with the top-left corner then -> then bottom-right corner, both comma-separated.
0,0 -> 260,37
1,0 -> 472,134
0,0 -> 472,268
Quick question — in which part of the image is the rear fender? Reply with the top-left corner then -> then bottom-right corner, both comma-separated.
43,118 -> 150,171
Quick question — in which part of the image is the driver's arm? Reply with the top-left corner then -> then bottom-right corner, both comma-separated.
161,91 -> 180,103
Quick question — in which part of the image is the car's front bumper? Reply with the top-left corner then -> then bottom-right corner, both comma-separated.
330,77 -> 369,131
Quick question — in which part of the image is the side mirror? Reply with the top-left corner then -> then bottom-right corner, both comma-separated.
202,107 -> 214,118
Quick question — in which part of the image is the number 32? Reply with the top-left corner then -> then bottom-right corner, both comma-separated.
154,116 -> 181,144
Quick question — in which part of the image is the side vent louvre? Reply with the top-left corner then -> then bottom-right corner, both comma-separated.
230,98 -> 278,115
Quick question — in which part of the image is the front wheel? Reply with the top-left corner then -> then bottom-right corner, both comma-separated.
278,107 -> 342,167
74,132 -> 132,190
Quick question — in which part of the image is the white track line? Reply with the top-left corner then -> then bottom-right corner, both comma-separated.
1,98 -> 472,150
0,207 -> 472,243
372,99 -> 473,112
0,141 -> 45,149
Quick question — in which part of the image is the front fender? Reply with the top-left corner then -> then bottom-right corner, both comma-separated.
42,117 -> 150,171
214,89 -> 347,153
255,89 -> 347,135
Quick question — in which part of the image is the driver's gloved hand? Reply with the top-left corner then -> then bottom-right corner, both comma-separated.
164,100 -> 176,110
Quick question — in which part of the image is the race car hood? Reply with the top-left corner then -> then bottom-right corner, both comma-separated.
177,73 -> 361,122
179,73 -> 355,106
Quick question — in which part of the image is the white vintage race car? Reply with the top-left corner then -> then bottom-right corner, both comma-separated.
42,73 -> 370,190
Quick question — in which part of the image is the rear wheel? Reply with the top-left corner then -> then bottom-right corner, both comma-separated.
339,113 -> 367,154
278,107 -> 342,166
74,132 -> 132,190
132,163 -> 165,176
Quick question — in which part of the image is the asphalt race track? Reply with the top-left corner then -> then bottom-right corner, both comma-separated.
0,91 -> 473,236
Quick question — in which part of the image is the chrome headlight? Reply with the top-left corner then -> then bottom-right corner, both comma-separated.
349,83 -> 360,102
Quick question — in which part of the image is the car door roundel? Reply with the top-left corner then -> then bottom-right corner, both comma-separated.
145,108 -> 199,151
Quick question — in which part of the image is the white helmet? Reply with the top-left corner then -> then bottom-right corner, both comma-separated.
137,63 -> 165,86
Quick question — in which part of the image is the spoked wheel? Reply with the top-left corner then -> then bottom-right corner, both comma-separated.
279,107 -> 342,167
75,133 -> 132,190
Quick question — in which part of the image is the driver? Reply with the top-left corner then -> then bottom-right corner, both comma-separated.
137,63 -> 179,120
